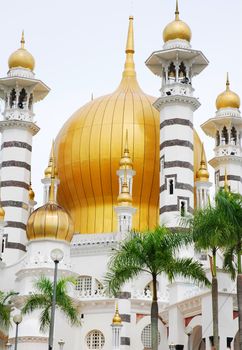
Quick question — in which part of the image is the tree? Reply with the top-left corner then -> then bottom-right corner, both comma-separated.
0,290 -> 18,330
105,226 -> 210,350
190,191 -> 230,350
22,276 -> 80,332
216,190 -> 242,349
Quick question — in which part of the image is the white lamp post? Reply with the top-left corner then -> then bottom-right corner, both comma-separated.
13,314 -> 22,350
58,339 -> 65,350
169,343 -> 176,350
48,248 -> 64,350
185,326 -> 193,350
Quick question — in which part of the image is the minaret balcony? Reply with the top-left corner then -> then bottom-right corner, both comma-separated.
160,81 -> 193,98
4,107 -> 34,122
215,144 -> 241,157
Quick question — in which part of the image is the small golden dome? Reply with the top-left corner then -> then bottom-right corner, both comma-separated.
112,304 -> 122,325
0,206 -> 5,221
216,74 -> 240,110
29,183 -> 35,201
117,181 -> 132,205
196,144 -> 209,182
27,152 -> 74,242
8,31 -> 35,71
163,1 -> 191,43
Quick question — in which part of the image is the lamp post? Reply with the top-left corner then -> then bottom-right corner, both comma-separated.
169,343 -> 176,350
185,326 -> 193,350
58,339 -> 65,350
13,314 -> 22,350
48,248 -> 64,350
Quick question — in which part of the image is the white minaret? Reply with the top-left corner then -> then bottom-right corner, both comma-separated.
202,74 -> 242,194
115,132 -> 136,234
41,141 -> 59,204
0,32 -> 50,263
111,303 -> 123,350
146,1 -> 208,227
195,144 -> 212,209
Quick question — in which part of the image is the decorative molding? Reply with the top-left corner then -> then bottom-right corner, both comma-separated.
160,118 -> 193,130
0,120 -> 39,135
160,139 -> 193,151
0,180 -> 29,190
117,292 -> 131,299
8,336 -> 48,344
0,160 -> 31,171
154,95 -> 200,112
1,141 -> 32,151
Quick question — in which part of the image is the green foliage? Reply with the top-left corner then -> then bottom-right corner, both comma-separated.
22,276 -> 80,332
0,290 -> 18,330
105,226 -> 210,296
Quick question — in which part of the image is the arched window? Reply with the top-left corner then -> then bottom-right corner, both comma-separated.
18,88 -> 27,109
141,324 -> 161,349
168,62 -> 176,80
231,126 -> 237,145
216,130 -> 220,146
221,126 -> 229,144
169,179 -> 174,195
179,61 -> 187,83
9,89 -> 16,108
76,276 -> 92,295
180,201 -> 186,217
28,93 -> 33,110
86,330 -> 105,349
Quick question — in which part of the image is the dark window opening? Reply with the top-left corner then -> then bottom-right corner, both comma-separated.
168,62 -> 176,79
169,180 -> 174,195
18,88 -> 27,109
180,201 -> 186,217
10,89 -> 16,108
231,126 -> 237,145
216,130 -> 220,146
222,126 -> 229,144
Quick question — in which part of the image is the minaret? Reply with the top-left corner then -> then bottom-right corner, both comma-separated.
111,303 -> 122,350
146,1 -> 208,227
0,32 -> 50,263
195,144 -> 212,209
41,141 -> 59,203
202,74 -> 242,193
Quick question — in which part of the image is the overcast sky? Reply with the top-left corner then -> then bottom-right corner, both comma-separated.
0,0 -> 241,203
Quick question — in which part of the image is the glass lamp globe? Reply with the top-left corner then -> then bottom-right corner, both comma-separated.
50,248 -> 64,263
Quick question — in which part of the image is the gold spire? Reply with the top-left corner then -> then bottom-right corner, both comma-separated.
29,182 -> 35,201
117,168 -> 132,205
226,72 -> 230,90
175,0 -> 179,20
48,141 -> 56,202
224,168 -> 229,192
45,142 -> 58,178
119,130 -> 133,169
21,30 -> 25,49
123,16 -> 136,78
112,303 -> 122,325
196,143 -> 209,182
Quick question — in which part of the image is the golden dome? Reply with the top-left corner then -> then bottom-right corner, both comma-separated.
216,74 -> 240,110
27,158 -> 74,242
54,16 -> 206,234
8,31 -> 35,71
0,206 -> 5,221
112,304 -> 122,325
196,144 -> 209,182
163,0 -> 191,43
29,182 -> 35,201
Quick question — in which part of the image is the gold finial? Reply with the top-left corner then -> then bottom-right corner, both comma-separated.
175,0 -> 180,20
224,168 -> 229,192
117,166 -> 132,205
29,181 -> 35,201
112,303 -> 122,325
48,141 -> 56,202
226,72 -> 230,91
21,30 -> 25,49
123,16 -> 136,78
119,130 -> 133,169
0,202 -> 5,221
196,143 -> 209,182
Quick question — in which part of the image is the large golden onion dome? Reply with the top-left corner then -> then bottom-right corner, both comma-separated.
54,16 -> 206,234
216,74 -> 240,110
27,153 -> 74,242
163,0 -> 191,43
8,32 -> 35,71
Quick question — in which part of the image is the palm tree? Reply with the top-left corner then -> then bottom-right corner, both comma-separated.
215,190 -> 242,349
190,192 -> 230,350
105,226 -> 210,350
0,290 -> 18,330
22,276 -> 80,332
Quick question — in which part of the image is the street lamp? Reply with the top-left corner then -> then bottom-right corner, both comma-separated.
185,326 -> 193,350
58,339 -> 65,350
13,314 -> 22,350
169,343 -> 176,350
48,248 -> 64,350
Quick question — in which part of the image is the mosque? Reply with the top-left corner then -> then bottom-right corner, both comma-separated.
0,1 -> 241,349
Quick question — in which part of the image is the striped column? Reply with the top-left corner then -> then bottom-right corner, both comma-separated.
0,121 -> 39,263
155,97 -> 200,228
117,287 -> 131,350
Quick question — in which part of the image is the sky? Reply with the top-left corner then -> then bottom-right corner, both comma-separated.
0,0 -> 241,203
